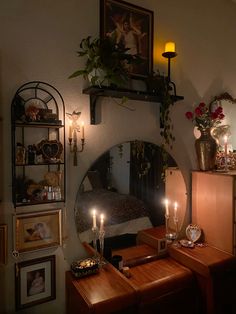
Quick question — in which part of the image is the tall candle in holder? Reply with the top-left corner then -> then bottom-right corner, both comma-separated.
164,199 -> 171,239
173,202 -> 180,247
92,209 -> 97,229
224,135 -> 228,171
91,209 -> 98,257
100,214 -> 104,232
165,199 -> 169,216
99,214 -> 106,266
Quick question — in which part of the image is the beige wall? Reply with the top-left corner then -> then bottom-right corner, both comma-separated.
1,0 -> 236,313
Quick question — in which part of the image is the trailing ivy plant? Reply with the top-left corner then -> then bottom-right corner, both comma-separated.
160,91 -> 175,181
69,36 -> 141,87
146,72 -> 175,180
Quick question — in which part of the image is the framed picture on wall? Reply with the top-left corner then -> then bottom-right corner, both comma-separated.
14,209 -> 62,253
0,224 -> 7,265
15,255 -> 56,310
100,0 -> 154,79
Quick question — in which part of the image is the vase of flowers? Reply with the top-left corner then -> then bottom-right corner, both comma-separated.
185,102 -> 225,171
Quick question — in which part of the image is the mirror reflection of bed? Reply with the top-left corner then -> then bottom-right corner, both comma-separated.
75,141 -> 187,252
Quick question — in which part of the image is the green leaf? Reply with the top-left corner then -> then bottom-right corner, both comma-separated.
68,70 -> 87,79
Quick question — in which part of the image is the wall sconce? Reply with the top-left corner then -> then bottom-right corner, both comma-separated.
66,111 -> 85,166
162,41 -> 177,94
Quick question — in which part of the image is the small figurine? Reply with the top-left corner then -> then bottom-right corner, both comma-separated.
66,111 -> 81,132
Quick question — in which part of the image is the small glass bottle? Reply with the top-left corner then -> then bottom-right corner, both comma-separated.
41,186 -> 48,201
54,186 -> 61,201
47,186 -> 54,200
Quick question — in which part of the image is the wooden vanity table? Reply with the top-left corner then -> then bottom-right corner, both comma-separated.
66,230 -> 236,314
66,243 -> 198,314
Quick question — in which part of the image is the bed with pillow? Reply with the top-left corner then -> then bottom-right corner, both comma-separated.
75,188 -> 153,249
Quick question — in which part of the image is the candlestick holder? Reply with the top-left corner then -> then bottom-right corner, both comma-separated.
98,229 -> 106,266
172,217 -> 181,247
92,226 -> 99,259
224,152 -> 229,172
69,137 -> 85,166
165,214 -> 175,241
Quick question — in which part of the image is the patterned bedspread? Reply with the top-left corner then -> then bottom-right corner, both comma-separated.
74,189 -> 151,233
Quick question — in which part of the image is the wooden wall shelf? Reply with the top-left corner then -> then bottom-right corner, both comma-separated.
83,86 -> 184,125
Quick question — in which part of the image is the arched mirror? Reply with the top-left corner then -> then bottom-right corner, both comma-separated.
74,141 -> 187,249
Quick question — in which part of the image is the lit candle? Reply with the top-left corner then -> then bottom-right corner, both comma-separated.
224,135 -> 228,155
164,42 -> 176,53
81,121 -> 85,140
174,202 -> 178,219
100,214 -> 104,232
92,209 -> 97,228
69,121 -> 72,139
165,199 -> 169,216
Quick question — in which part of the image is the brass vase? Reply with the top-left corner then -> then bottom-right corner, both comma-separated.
195,128 -> 218,171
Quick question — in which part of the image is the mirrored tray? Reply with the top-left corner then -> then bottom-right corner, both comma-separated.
186,224 -> 201,242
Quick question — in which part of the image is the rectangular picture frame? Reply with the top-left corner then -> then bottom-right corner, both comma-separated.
0,224 -> 7,265
100,0 -> 154,79
15,255 -> 56,310
14,209 -> 62,253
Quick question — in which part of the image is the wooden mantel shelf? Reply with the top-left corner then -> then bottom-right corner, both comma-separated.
83,85 -> 184,124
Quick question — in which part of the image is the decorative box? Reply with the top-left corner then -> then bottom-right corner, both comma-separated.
71,257 -> 99,278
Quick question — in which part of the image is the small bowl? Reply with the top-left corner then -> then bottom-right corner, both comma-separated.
180,239 -> 195,248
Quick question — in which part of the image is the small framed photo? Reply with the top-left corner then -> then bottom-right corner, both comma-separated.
14,209 -> 62,253
0,224 -> 7,265
15,255 -> 56,310
100,0 -> 154,79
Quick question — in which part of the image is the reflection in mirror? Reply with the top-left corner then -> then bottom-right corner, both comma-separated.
211,93 -> 236,170
212,93 -> 236,150
75,141 -> 186,249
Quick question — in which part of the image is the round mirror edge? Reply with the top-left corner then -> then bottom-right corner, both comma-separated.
74,139 -> 188,245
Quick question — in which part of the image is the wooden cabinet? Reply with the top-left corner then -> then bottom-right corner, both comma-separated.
192,171 -> 236,254
66,239 -> 236,314
169,244 -> 236,314
11,81 -> 66,207
66,243 -> 198,314
66,264 -> 137,314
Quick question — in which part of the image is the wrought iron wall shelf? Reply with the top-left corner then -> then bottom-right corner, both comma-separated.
83,85 -> 184,124
11,81 -> 66,208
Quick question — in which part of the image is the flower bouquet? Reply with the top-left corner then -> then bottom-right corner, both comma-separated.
185,102 -> 225,131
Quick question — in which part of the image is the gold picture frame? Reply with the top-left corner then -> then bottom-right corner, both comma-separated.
14,209 -> 61,253
0,224 -> 7,265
